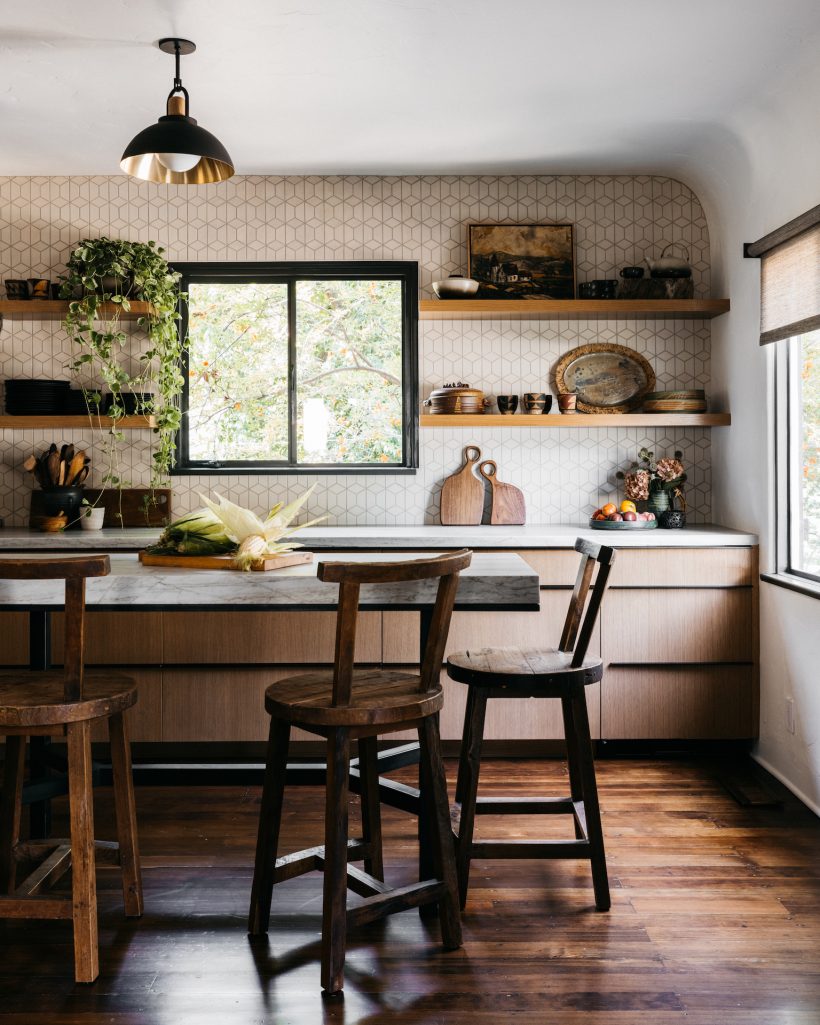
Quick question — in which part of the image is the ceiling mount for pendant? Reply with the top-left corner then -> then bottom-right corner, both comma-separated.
120,36 -> 234,185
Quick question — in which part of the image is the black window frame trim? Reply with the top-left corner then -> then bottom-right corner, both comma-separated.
171,260 -> 419,476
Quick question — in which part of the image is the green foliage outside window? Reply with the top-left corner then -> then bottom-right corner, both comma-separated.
185,277 -> 406,466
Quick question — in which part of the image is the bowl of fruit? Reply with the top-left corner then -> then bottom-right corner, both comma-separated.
589,501 -> 657,529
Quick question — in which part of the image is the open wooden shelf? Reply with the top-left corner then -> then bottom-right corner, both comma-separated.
419,298 -> 730,320
0,415 -> 156,430
421,413 -> 731,428
0,300 -> 156,321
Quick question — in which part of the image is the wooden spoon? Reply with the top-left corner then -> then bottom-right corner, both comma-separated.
65,451 -> 86,486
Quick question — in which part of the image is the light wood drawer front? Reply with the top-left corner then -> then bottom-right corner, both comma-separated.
383,593 -> 598,665
0,613 -> 30,665
493,550 -> 579,586
609,548 -> 754,588
604,589 -> 753,663
162,668 -> 295,742
90,670 -> 162,743
52,612 -> 163,665
601,666 -> 755,739
161,611 -> 382,664
162,667 -> 327,742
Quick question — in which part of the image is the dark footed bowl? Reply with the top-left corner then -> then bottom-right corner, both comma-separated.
659,509 -> 686,529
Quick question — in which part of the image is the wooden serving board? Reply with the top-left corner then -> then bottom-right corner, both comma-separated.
479,460 -> 526,525
138,550 -> 314,572
440,445 -> 483,525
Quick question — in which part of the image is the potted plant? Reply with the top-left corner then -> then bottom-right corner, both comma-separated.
617,448 -> 687,526
61,237 -> 185,490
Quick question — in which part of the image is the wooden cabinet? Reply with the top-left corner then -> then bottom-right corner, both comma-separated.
0,544 -> 758,744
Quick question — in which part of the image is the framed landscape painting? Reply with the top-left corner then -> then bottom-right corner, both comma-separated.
468,223 -> 575,300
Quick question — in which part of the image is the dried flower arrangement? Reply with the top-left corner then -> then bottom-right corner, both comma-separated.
617,448 -> 687,513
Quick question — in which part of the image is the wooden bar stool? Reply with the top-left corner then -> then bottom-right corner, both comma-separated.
248,550 -> 471,996
0,555 -> 142,983
446,539 -> 616,912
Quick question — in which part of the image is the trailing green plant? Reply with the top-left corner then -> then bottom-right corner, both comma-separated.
61,237 -> 185,488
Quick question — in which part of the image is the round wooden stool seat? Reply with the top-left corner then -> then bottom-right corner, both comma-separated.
0,672 -> 137,728
447,646 -> 603,692
265,669 -> 443,728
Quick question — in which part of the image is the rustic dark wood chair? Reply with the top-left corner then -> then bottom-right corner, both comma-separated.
248,550 -> 471,996
0,555 -> 142,983
446,538 -> 616,912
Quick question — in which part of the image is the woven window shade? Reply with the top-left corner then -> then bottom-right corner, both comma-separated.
760,223 -> 820,345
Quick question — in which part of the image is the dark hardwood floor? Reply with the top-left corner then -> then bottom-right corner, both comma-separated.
2,755 -> 819,1024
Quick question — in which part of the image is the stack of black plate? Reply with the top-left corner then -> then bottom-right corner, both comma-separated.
4,379 -> 70,415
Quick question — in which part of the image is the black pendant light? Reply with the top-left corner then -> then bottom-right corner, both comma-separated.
121,38 -> 234,185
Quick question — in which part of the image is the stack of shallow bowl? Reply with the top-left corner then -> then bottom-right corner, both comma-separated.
643,389 -> 707,413
425,385 -> 485,414
4,379 -> 70,415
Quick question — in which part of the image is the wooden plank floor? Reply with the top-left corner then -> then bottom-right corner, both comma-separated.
2,756 -> 819,1024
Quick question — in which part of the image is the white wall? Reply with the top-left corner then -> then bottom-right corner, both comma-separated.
678,50 -> 820,811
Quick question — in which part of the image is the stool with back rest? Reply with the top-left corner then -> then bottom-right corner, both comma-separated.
446,538 -> 616,912
248,549 -> 472,996
0,555 -> 142,983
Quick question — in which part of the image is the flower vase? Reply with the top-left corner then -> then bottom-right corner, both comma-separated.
646,489 -> 670,518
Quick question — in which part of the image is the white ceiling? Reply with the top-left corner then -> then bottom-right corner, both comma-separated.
2,0 -> 819,176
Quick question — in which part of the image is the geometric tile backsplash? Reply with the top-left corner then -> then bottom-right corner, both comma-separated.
0,174 -> 713,525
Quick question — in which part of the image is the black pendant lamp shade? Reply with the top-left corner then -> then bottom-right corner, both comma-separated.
121,38 -> 234,185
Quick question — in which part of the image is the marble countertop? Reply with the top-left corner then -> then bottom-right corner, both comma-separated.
0,523 -> 758,551
0,551 -> 539,611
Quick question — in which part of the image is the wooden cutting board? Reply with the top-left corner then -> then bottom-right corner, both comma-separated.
85,488 -> 172,528
138,550 -> 314,572
440,445 -> 483,525
479,460 -> 526,525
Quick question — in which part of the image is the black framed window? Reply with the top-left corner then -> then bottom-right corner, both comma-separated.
173,261 -> 418,474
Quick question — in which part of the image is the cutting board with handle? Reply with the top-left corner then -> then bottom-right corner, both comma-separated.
139,550 -> 313,572
440,445 -> 483,525
479,460 -> 526,525
84,488 -> 172,528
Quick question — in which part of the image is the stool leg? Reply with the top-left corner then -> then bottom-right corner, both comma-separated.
454,688 -> 476,804
321,727 -> 350,996
569,691 -> 610,912
560,695 -> 585,841
455,688 -> 487,909
109,712 -> 143,917
358,736 -> 384,881
420,714 -> 462,950
67,720 -> 99,983
248,716 -> 291,936
0,735 -> 25,893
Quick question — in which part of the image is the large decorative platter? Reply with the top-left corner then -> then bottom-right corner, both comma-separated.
555,343 -> 655,414
588,517 -> 658,530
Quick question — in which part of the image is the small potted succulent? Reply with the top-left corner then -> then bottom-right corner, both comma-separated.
617,448 -> 687,527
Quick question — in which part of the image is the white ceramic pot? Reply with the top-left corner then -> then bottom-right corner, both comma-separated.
80,506 -> 106,531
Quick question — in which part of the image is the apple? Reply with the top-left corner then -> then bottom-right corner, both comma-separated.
593,513 -> 606,521
645,512 -> 655,521
623,511 -> 637,521
592,508 -> 603,519
608,512 -> 623,521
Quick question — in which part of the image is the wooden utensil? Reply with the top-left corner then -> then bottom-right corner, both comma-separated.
46,446 -> 60,486
479,460 -> 526,525
440,445 -> 483,525
65,451 -> 86,486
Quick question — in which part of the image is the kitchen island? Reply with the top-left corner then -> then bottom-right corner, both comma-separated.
0,524 -> 758,746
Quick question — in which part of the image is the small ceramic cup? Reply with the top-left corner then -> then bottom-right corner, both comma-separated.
80,506 -> 106,531
27,278 -> 50,300
4,280 -> 29,300
496,394 -> 518,415
558,393 -> 577,413
523,392 -> 548,414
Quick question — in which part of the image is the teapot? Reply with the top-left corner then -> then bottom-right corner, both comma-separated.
643,243 -> 691,278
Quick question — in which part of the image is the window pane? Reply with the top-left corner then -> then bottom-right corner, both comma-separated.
795,329 -> 820,576
186,282 -> 289,462
295,280 -> 404,464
